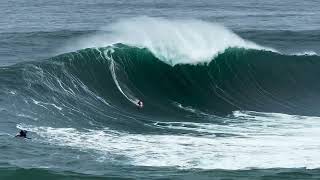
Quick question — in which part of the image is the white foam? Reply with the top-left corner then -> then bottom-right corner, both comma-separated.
69,17 -> 274,65
18,111 -> 320,170
172,102 -> 212,117
31,99 -> 62,111
8,90 -> 16,95
293,51 -> 318,56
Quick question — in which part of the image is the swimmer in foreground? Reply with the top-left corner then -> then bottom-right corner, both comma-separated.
137,100 -> 143,108
15,130 -> 29,139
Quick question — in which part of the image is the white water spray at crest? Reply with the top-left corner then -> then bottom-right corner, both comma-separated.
74,17 -> 274,65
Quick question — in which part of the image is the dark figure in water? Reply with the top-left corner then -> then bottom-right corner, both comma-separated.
137,100 -> 143,108
15,130 -> 28,138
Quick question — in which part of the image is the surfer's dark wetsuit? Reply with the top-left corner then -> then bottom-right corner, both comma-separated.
15,130 -> 27,138
137,100 -> 143,108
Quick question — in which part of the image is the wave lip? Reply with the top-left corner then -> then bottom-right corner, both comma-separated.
77,17 -> 274,65
107,17 -> 274,65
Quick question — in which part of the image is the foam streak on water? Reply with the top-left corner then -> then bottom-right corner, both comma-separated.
18,111 -> 320,170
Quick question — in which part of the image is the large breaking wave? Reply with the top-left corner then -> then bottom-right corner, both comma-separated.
66,17 -> 274,65
54,45 -> 320,115
2,44 -> 320,119
2,18 -> 320,170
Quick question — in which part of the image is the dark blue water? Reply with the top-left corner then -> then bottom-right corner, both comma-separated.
1,1 -> 320,179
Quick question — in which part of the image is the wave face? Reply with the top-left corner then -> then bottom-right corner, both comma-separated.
1,45 -> 320,124
51,45 -> 320,116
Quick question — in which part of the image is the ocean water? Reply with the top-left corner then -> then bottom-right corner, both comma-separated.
1,0 -> 320,179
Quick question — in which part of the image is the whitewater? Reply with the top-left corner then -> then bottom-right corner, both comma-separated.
17,110 -> 320,170
66,17 -> 275,65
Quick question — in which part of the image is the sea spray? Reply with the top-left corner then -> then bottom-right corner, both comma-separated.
70,17 -> 275,65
